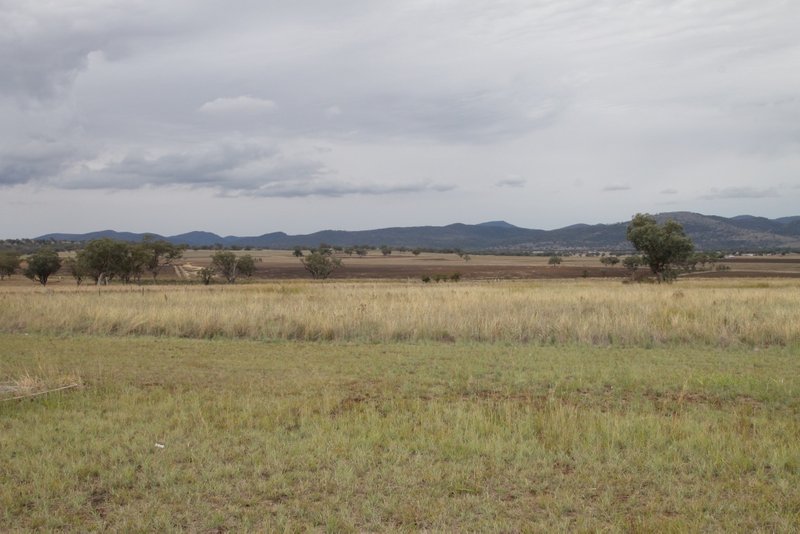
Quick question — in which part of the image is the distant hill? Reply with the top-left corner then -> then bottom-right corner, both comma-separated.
476,220 -> 519,229
35,213 -> 800,251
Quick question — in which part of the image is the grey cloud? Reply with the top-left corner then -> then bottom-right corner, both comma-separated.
39,140 -> 454,199
0,139 -> 79,186
1,0 -> 799,236
0,1 -> 275,100
602,184 -> 631,192
324,106 -> 342,118
108,143 -> 278,186
0,3 -> 154,99
243,180 -> 455,198
702,187 -> 780,200
199,96 -> 276,114
58,143 -> 315,192
327,89 -> 566,143
496,178 -> 526,188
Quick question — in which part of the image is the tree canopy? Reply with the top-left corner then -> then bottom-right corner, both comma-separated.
141,235 -> 185,280
626,213 -> 694,282
24,249 -> 62,286
76,238 -> 132,284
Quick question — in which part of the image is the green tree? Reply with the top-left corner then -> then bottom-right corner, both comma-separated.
211,251 -> 238,283
0,252 -> 20,279
141,236 -> 185,280
626,213 -> 694,282
65,256 -> 90,285
24,249 -> 62,286
301,250 -> 342,279
117,244 -> 150,284
600,255 -> 620,266
236,254 -> 256,278
77,238 -> 130,285
293,247 -> 304,258
548,255 -> 562,267
380,245 -> 392,256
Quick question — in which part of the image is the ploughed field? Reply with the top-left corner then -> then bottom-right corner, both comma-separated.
185,250 -> 800,280
1,278 -> 799,531
167,250 -> 634,281
7,250 -> 800,286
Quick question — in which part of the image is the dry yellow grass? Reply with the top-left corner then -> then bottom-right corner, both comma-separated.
0,365 -> 82,400
1,279 -> 798,346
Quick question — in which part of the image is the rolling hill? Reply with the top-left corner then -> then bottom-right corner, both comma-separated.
35,212 -> 800,251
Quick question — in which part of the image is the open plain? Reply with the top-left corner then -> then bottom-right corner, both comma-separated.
2,256 -> 800,531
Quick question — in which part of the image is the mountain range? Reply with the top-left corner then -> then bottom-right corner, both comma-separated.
36,212 -> 800,252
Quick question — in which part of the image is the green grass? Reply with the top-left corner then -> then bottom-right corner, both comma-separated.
2,333 -> 799,531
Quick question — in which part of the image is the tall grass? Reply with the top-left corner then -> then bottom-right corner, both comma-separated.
1,279 -> 798,345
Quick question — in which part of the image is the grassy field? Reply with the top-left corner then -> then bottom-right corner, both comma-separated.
1,279 -> 798,346
1,278 -> 799,531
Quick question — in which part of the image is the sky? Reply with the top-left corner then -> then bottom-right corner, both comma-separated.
2,0 -> 799,238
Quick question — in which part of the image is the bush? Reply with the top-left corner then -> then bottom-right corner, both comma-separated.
301,250 -> 342,279
197,267 -> 215,285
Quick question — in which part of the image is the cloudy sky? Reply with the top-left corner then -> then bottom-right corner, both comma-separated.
2,0 -> 799,238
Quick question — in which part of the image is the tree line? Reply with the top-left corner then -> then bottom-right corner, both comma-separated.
0,237 -> 186,286
0,214 -> 725,286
